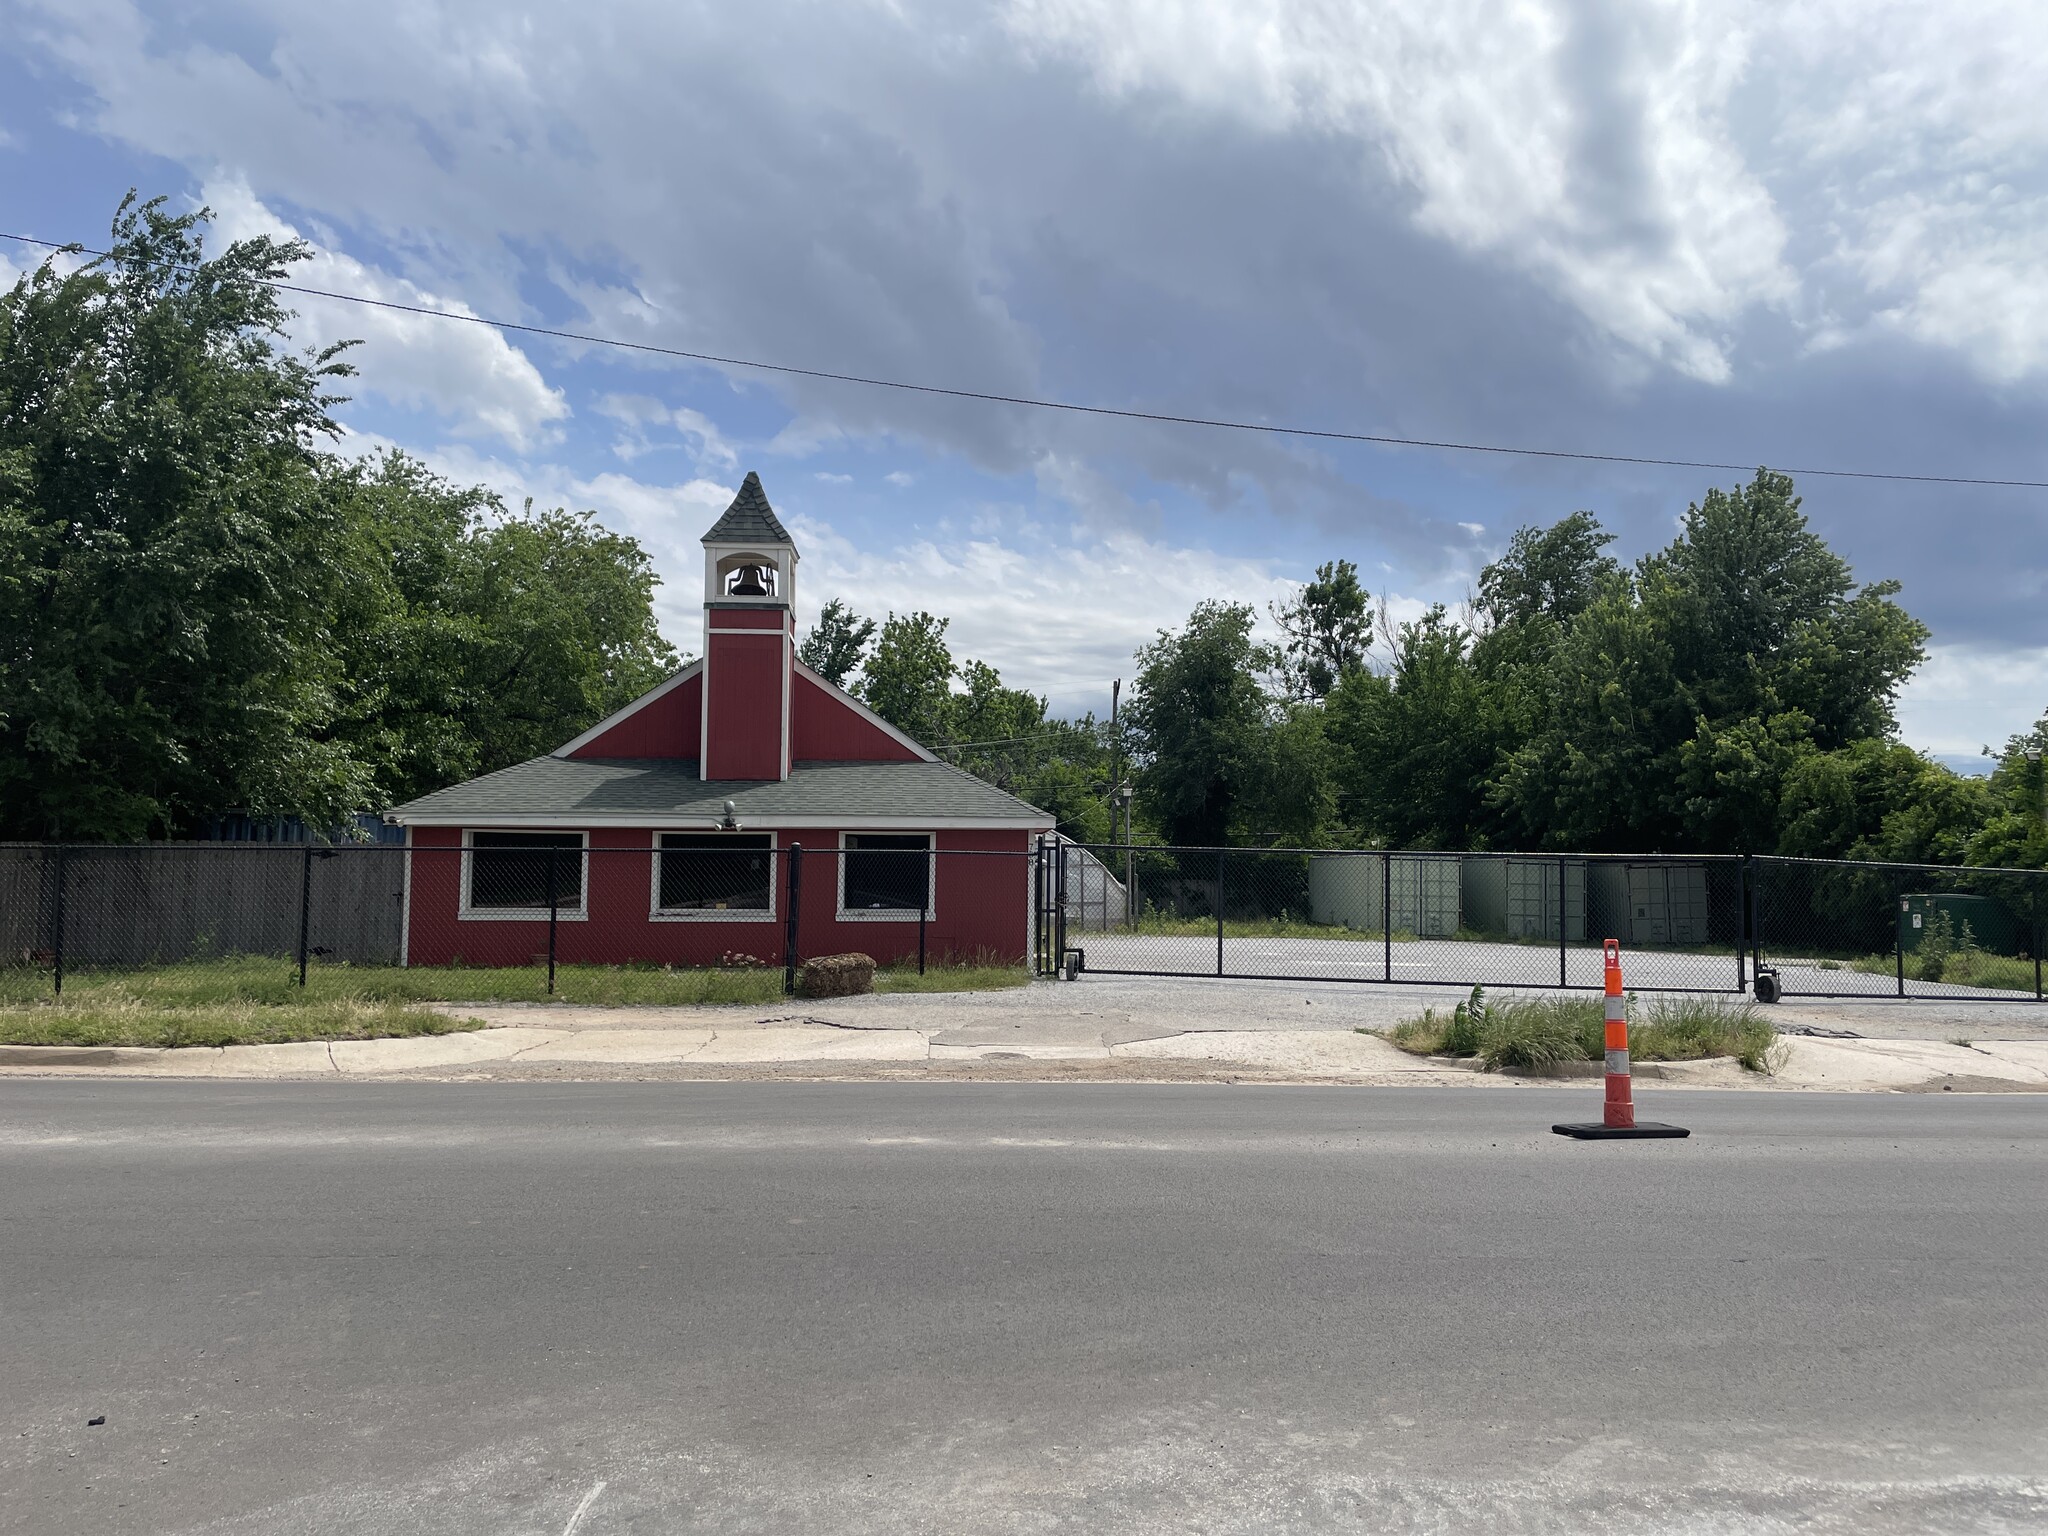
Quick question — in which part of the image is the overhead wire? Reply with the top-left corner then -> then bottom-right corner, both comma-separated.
6,229 -> 2046,490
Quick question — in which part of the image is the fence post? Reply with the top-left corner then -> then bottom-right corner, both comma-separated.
50,843 -> 68,999
783,843 -> 803,994
1895,870 -> 1906,999
1382,851 -> 1392,984
546,844 -> 559,996
1032,837 -> 1044,974
1558,855 -> 1568,987
297,843 -> 314,988
2035,879 -> 2042,1002
918,844 -> 929,976
1737,855 -> 1750,994
1215,848 -> 1226,978
1055,839 -> 1069,972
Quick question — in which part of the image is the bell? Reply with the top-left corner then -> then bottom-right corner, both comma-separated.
728,563 -> 772,597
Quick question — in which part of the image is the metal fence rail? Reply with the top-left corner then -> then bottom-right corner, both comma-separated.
1043,844 -> 1752,994
0,842 -> 1035,996
1751,855 -> 2047,1001
4,840 -> 2042,1002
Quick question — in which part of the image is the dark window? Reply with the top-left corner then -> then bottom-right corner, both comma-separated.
659,833 -> 773,912
843,834 -> 931,913
468,832 -> 583,910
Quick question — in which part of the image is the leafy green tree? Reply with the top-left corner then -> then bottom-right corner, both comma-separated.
1126,601 -> 1282,846
798,598 -> 876,688
1476,511 -> 1618,632
1272,558 -> 1372,700
0,197 -> 682,837
1965,712 -> 2048,870
1326,607 -> 1499,848
1497,472 -> 1930,852
0,194 -> 364,838
323,456 -> 680,804
857,611 -> 956,747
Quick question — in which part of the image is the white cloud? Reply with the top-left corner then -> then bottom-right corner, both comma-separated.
814,471 -> 854,484
1896,644 -> 2048,758
885,470 -> 918,488
596,394 -> 739,470
199,177 -> 569,449
1007,0 -> 1794,382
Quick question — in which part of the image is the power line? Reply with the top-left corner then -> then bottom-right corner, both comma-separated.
7,229 -> 2045,491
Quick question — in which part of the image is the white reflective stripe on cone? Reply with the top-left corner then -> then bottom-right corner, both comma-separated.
1605,996 -> 1625,1020
1606,1050 -> 1630,1074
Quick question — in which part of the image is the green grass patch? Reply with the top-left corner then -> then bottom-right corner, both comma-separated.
0,953 -> 1033,1023
1378,986 -> 1776,1072
874,960 -> 1031,994
1848,949 -> 2040,993
0,997 -> 482,1049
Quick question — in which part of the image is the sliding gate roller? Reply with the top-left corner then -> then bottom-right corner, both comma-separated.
1554,939 -> 1691,1141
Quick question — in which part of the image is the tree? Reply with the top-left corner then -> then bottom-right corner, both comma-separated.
1126,601 -> 1281,846
798,598 -> 875,688
1272,558 -> 1372,700
0,195 -> 683,837
1496,471 -> 1930,852
1327,607 -> 1499,848
0,194 -> 364,839
1476,511 -> 1618,632
1965,711 -> 2048,870
857,611 -> 956,747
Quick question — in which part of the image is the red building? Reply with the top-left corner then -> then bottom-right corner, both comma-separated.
387,473 -> 1053,967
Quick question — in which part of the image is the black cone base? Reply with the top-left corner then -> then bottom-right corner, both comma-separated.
1552,1121 -> 1690,1140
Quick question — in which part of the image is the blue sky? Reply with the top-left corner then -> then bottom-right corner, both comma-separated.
4,0 -> 2046,768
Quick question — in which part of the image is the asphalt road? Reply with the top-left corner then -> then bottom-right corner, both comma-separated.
2,1083 -> 2044,1535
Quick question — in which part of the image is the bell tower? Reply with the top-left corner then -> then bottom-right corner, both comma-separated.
699,472 -> 797,780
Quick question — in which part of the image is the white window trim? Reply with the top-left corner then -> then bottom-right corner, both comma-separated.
835,831 -> 936,922
459,829 -> 590,921
647,829 -> 780,923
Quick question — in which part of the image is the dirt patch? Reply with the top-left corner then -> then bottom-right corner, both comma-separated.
1897,1074 -> 2048,1094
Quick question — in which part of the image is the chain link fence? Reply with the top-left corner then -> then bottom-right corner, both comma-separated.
1041,845 -> 1752,993
4,839 -> 2042,1002
1752,855 -> 2047,1000
0,841 -> 1036,996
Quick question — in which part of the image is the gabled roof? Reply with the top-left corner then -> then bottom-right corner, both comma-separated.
385,757 -> 1054,829
701,471 -> 793,546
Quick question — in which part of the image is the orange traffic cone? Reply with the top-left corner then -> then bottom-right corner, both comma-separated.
1553,940 -> 1690,1140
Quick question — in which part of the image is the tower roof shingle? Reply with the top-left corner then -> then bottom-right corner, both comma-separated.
700,471 -> 793,546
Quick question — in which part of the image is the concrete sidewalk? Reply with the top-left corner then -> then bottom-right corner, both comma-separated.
3,974 -> 2047,1089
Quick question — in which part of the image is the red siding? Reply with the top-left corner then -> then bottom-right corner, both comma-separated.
567,673 -> 702,760
703,632 -> 786,779
404,826 -> 1033,969
709,607 -> 787,629
791,671 -> 924,762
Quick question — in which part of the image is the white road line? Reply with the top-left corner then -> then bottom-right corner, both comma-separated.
562,1479 -> 608,1536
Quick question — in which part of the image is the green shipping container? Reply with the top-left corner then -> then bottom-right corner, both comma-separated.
1461,856 -> 1586,941
1588,863 -> 1710,946
1308,855 -> 1461,938
1897,893 -> 2024,958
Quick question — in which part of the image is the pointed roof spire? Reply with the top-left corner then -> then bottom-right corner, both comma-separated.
701,471 -> 793,546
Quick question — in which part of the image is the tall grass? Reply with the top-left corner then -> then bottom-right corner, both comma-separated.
1382,987 -> 1777,1072
0,954 -> 1035,1011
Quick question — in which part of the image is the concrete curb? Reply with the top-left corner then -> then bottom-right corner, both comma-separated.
2,1025 -> 2046,1091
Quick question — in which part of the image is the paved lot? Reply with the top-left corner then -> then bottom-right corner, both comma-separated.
3,1081 -> 2045,1534
1071,930 -> 2038,1002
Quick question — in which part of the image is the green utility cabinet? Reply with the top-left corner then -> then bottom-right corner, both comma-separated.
1461,856 -> 1586,942
1897,893 -> 2024,958
1307,854 -> 1461,938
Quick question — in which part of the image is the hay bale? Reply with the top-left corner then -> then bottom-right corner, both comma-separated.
796,952 -> 877,998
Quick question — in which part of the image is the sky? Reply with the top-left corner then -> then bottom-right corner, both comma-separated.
3,0 -> 2045,769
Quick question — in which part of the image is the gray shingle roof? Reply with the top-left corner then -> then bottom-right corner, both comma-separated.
386,757 -> 1052,825
700,471 -> 793,546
